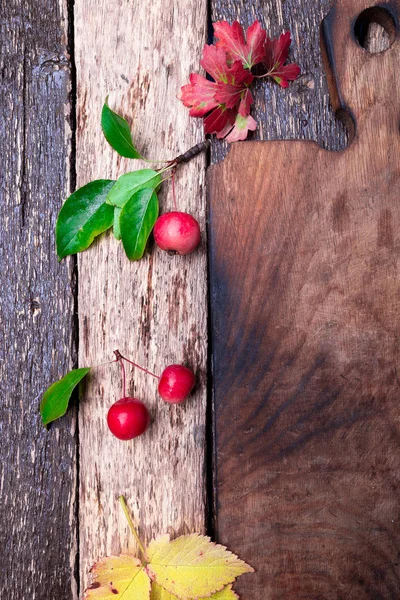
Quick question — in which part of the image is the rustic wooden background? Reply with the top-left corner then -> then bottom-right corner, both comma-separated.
0,0 -> 390,598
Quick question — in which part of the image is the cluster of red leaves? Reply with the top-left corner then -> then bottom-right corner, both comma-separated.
178,21 -> 300,142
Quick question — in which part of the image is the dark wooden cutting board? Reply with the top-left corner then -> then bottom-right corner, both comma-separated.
209,1 -> 400,597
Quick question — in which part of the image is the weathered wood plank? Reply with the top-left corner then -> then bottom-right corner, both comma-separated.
74,0 -> 208,587
0,0 -> 77,598
209,0 -> 400,597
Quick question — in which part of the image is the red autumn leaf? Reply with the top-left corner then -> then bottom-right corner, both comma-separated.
246,21 -> 267,66
178,20 -> 299,142
225,59 -> 254,87
214,60 -> 253,110
215,83 -> 254,112
264,30 -> 291,68
180,47 -> 254,139
225,114 -> 257,143
271,63 -> 301,88
200,44 -> 232,83
238,89 -> 253,117
213,83 -> 242,109
203,106 -> 235,138
200,46 -> 253,87
262,31 -> 300,88
178,73 -> 219,117
214,20 -> 266,69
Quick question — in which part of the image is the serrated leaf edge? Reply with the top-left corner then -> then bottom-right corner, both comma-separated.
148,533 -> 254,571
145,533 -> 254,600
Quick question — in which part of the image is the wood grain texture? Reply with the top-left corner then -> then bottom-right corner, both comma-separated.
0,0 -> 77,598
211,0 -> 348,164
74,0 -> 208,587
209,0 -> 400,597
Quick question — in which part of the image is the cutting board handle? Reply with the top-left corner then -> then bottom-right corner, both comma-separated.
322,0 -> 400,147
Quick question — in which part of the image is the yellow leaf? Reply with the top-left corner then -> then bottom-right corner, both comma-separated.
150,583 -> 239,600
83,555 -> 151,600
146,534 -> 253,599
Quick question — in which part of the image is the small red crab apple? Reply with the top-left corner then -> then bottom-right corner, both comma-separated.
107,397 -> 150,440
158,364 -> 196,404
153,212 -> 201,255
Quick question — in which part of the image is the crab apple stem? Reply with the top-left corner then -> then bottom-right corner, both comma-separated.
116,352 -> 160,380
142,157 -> 170,164
120,359 -> 127,397
91,358 -> 119,370
171,168 -> 177,211
114,350 -> 127,397
118,496 -> 149,563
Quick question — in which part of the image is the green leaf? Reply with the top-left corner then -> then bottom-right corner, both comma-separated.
56,180 -> 115,259
101,100 -> 143,159
106,169 -> 161,208
40,368 -> 91,426
120,188 -> 159,261
113,207 -> 123,240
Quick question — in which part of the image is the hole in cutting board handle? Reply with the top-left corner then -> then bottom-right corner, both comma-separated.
354,6 -> 396,53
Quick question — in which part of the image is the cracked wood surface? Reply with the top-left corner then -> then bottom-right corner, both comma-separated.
0,0 -> 77,598
74,0 -> 208,588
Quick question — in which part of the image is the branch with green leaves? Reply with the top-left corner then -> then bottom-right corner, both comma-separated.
56,100 -> 208,262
